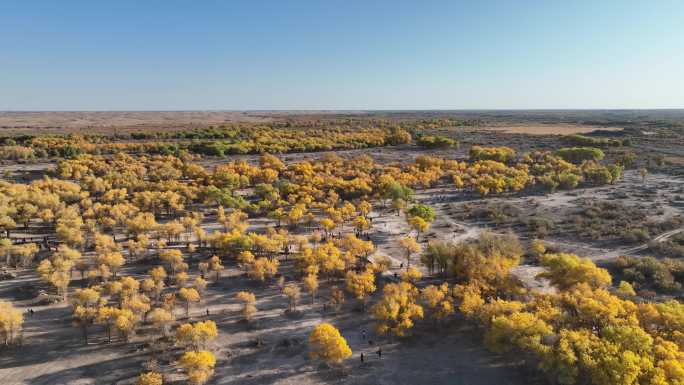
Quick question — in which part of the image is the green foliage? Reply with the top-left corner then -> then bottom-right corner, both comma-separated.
555,147 -> 605,164
609,256 -> 684,293
415,135 -> 458,149
562,134 -> 625,148
407,204 -> 436,223
385,182 -> 414,202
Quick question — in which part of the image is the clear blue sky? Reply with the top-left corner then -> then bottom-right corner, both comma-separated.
2,0 -> 683,110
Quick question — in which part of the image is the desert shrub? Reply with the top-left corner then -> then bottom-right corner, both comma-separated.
555,147 -> 605,164
609,255 -> 683,293
467,203 -> 521,226
649,239 -> 684,259
0,146 -> 36,160
524,216 -> 555,238
563,200 -> 667,242
615,149 -> 637,168
562,134 -> 624,147
557,172 -> 581,189
416,135 -> 458,149
671,231 -> 684,245
622,228 -> 650,243
469,146 -> 516,163
386,128 -> 412,145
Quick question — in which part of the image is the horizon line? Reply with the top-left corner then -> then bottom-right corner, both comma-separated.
2,108 -> 684,113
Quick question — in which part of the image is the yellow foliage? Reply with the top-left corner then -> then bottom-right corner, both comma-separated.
398,236 -> 421,268
248,257 -> 279,282
283,283 -> 301,312
148,307 -> 174,335
209,255 -> 224,281
400,267 -> 422,283
308,323 -> 352,364
371,282 -> 424,337
538,253 -> 612,290
484,311 -> 553,356
136,371 -> 163,385
179,287 -> 201,317
235,291 -> 257,321
237,250 -> 255,266
175,320 -> 218,350
0,301 -> 23,345
421,283 -> 454,321
37,245 -> 80,300
303,274 -> 319,304
345,268 -> 376,303
178,350 -> 216,385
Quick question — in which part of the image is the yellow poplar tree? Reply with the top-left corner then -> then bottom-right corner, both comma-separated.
400,267 -> 422,284
178,350 -> 216,385
0,301 -> 23,345
235,291 -> 257,322
175,320 -> 218,351
72,287 -> 102,344
148,307 -> 174,337
345,268 -> 376,309
308,323 -> 352,364
371,282 -> 424,337
537,253 -> 611,290
303,274 -> 319,305
179,287 -> 201,318
37,245 -> 81,301
398,236 -> 421,269
209,255 -> 224,281
283,283 -> 300,313
421,283 -> 454,322
248,257 -> 278,282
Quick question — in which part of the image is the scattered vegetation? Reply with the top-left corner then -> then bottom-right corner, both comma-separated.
562,134 -> 627,148
0,113 -> 681,385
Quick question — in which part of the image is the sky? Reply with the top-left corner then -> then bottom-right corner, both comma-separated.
1,0 -> 683,110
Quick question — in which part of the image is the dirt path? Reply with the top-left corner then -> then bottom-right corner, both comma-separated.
367,208 -> 412,273
594,227 -> 683,261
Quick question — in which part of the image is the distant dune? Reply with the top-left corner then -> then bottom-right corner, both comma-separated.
0,111 -> 273,134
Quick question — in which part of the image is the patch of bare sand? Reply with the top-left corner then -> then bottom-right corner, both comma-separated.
665,156 -> 684,165
486,124 -> 623,135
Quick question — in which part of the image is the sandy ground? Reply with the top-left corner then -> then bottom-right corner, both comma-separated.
366,170 -> 683,293
486,123 -> 623,135
0,257 -> 537,385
